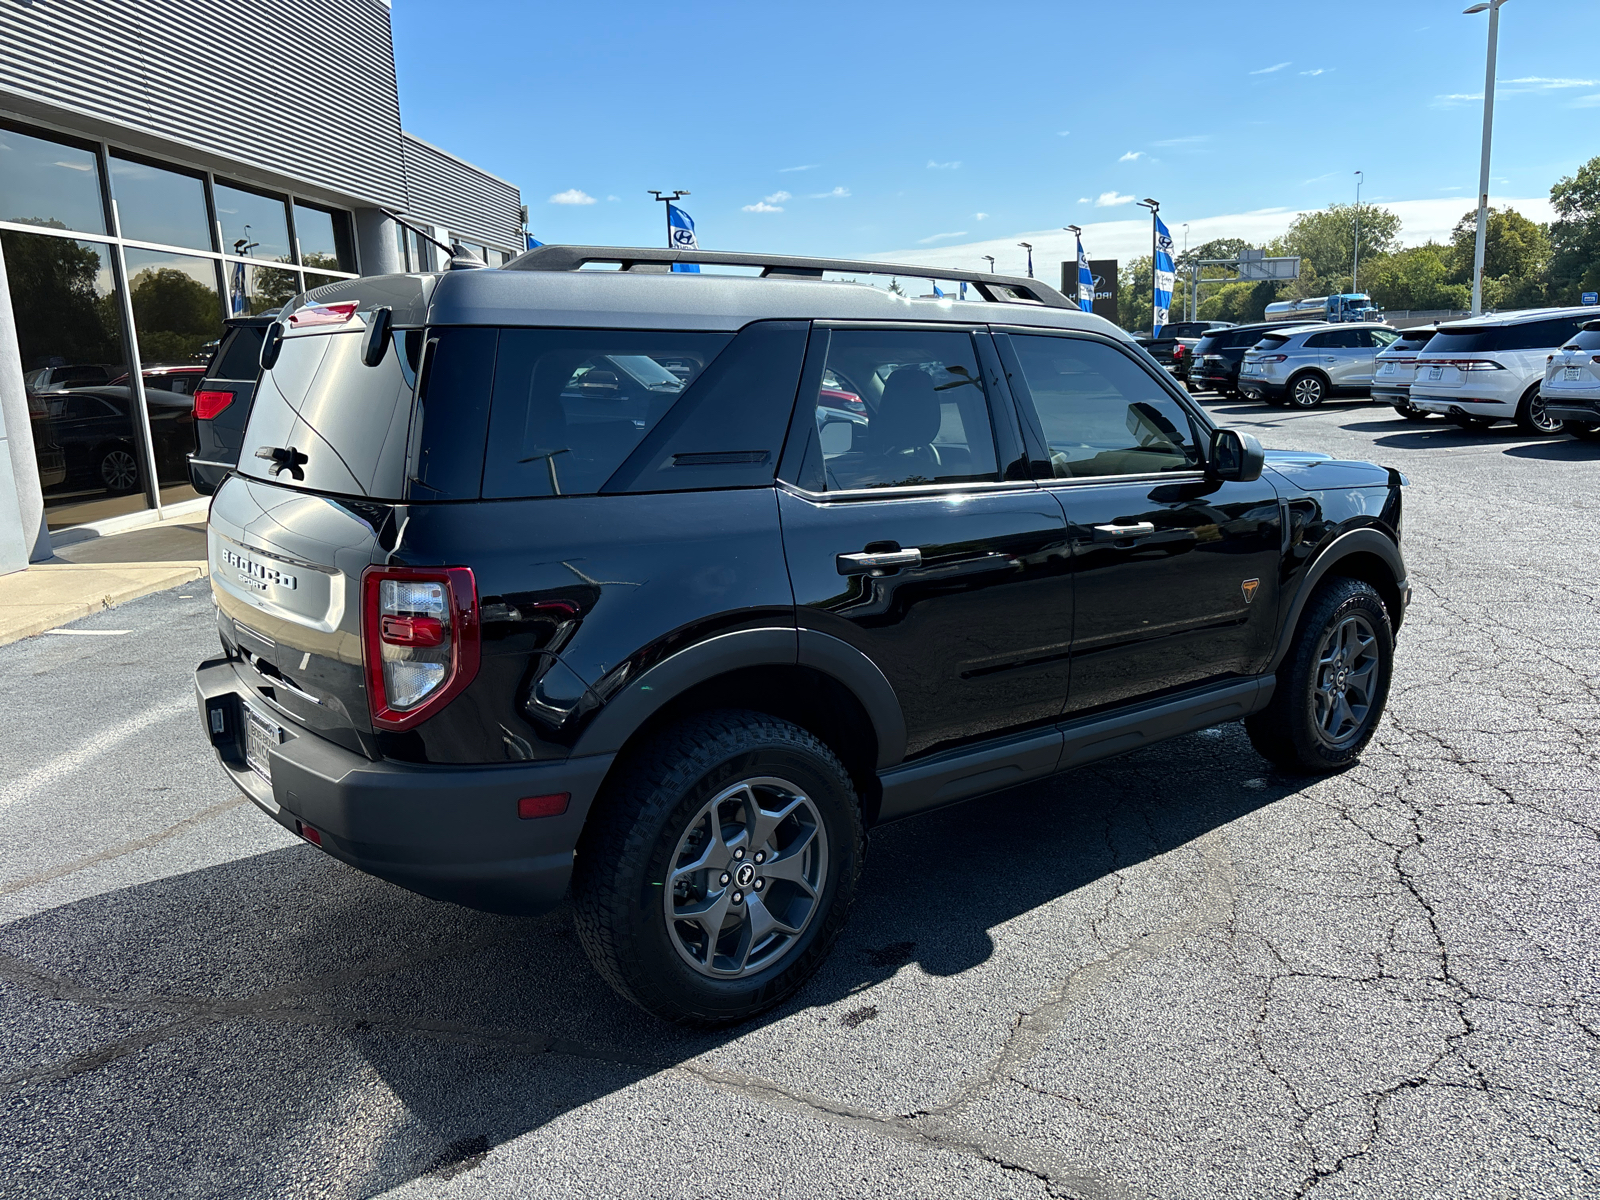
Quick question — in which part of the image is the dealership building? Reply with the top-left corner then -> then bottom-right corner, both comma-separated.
0,0 -> 524,574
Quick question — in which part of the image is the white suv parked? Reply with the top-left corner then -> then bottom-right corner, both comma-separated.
1409,308 -> 1596,433
1540,319 -> 1600,441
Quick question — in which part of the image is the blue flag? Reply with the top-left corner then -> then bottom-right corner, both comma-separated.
229,260 -> 247,315
932,282 -> 945,299
1074,233 -> 1094,313
667,202 -> 700,273
1152,215 -> 1175,337
525,234 -> 543,250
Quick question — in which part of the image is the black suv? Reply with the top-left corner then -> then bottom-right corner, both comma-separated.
194,247 -> 1410,1025
1138,320 -> 1234,381
1192,320 -> 1315,395
187,312 -> 276,495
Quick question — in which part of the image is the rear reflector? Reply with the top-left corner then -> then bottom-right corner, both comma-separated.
518,793 -> 570,820
194,390 -> 234,420
297,822 -> 322,847
288,300 -> 359,327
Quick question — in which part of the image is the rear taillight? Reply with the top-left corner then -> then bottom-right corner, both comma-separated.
194,390 -> 234,420
1173,345 -> 1187,360
1258,354 -> 1287,363
361,566 -> 480,731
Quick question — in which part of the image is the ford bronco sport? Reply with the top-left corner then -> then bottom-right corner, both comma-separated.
195,245 -> 1409,1024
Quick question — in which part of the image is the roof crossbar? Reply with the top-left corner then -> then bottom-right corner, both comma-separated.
504,245 -> 1072,308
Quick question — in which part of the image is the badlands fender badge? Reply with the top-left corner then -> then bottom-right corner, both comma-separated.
1241,578 -> 1261,604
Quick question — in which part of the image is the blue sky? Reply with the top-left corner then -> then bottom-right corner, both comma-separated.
393,0 -> 1594,274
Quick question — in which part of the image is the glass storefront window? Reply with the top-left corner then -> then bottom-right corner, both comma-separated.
109,154 -> 213,251
293,202 -> 355,273
224,261 -> 300,315
0,229 -> 155,528
303,272 -> 342,293
213,181 -> 291,262
125,249 -> 222,364
0,124 -> 106,235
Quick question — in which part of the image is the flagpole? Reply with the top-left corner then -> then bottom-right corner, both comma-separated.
648,189 -> 690,251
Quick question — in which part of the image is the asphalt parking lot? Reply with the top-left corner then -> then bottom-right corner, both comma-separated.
2,392 -> 1597,1200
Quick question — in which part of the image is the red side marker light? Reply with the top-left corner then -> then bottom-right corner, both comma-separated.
194,389 -> 234,420
518,793 -> 570,820
297,821 -> 323,847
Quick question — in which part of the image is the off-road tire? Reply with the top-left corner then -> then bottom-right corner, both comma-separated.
1246,578 -> 1394,774
1514,386 -> 1566,435
1287,372 -> 1327,408
572,710 -> 864,1026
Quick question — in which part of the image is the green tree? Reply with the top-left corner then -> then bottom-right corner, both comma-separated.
1117,255 -> 1154,333
130,267 -> 222,361
0,227 -> 123,370
1270,203 -> 1401,287
1548,155 -> 1600,301
1196,279 -> 1278,323
1448,206 -> 1550,283
1365,243 -> 1470,313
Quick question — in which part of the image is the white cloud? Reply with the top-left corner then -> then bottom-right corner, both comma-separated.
1433,93 -> 1483,106
1119,151 -> 1144,162
764,190 -> 793,203
780,163 -> 820,173
1057,130 -> 1071,137
974,212 -> 989,221
810,186 -> 850,199
1299,68 -> 1331,76
1502,76 -> 1595,89
549,188 -> 596,205
927,160 -> 962,170
52,160 -> 93,171
1302,171 -> 1340,185
743,200 -> 784,213
606,194 -> 620,201
1095,191 -> 1135,207
1152,135 -> 1207,147
1250,62 -> 1291,75
1575,93 -> 1600,108
917,231 -> 968,244
1077,197 -> 1091,204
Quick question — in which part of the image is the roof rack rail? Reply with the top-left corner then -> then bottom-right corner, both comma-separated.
503,244 -> 1073,309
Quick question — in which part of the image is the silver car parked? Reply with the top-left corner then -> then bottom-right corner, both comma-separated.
1239,324 -> 1399,408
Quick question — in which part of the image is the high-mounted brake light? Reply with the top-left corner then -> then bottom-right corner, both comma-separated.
288,300 -> 359,328
361,566 -> 480,731
194,390 -> 234,420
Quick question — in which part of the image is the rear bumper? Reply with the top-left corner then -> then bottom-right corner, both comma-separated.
1237,379 -> 1285,400
1545,402 -> 1600,424
195,657 -> 614,914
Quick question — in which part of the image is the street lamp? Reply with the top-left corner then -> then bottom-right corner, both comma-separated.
1462,0 -> 1506,314
1353,170 -> 1363,293
1137,199 -> 1160,331
1181,222 -> 1190,318
982,255 -> 995,274
1017,242 -> 1033,278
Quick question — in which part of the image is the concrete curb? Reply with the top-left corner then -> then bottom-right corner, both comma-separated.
0,561 -> 208,647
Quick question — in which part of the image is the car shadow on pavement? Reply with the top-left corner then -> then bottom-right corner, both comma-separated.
0,727 -> 1298,1198
1362,426 -> 1546,450
1502,439 -> 1600,461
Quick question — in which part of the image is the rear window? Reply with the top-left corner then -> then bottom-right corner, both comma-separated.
1255,334 -> 1291,350
1569,327 -> 1600,351
212,325 -> 266,381
1422,329 -> 1501,355
1390,331 -> 1434,351
1164,323 -> 1210,339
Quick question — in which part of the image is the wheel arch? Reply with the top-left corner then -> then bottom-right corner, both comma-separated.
1287,367 -> 1331,395
572,627 -> 906,826
1269,529 -> 1406,673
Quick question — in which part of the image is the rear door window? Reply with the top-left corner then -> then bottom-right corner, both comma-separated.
1500,316 -> 1590,351
212,326 -> 267,381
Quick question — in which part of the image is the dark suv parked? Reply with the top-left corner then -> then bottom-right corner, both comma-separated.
187,312 -> 276,495
194,247 -> 1410,1025
1192,320 -> 1316,395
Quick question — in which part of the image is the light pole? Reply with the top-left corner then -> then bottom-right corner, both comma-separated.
1353,170 -> 1363,293
1137,198 -> 1159,333
1181,222 -> 1190,318
1463,0 -> 1505,315
982,255 -> 995,275
1017,243 -> 1033,278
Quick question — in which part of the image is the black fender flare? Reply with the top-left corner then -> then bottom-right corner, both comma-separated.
569,626 -> 907,769
1268,527 -> 1407,672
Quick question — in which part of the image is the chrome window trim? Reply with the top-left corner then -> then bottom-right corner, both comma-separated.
777,477 -> 1039,504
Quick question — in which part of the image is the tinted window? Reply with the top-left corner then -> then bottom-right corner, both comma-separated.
1005,335 -> 1201,479
109,155 -> 211,251
239,329 -> 416,497
1256,334 -> 1291,350
125,248 -> 223,367
1165,323 -> 1208,339
0,124 -> 106,235
1393,332 -> 1434,351
1227,329 -> 1268,348
1303,332 -> 1335,349
794,329 -> 998,491
1423,329 -> 1501,354
213,325 -> 267,380
214,182 -> 291,262
603,321 -> 808,493
1364,329 -> 1399,348
482,329 -> 732,498
1569,328 -> 1600,351
293,203 -> 355,273
409,327 -> 494,500
1499,317 -> 1588,351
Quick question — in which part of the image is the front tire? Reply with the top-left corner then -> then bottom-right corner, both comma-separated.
1246,579 -> 1394,773
572,710 -> 864,1026
1287,373 -> 1327,408
1515,387 -> 1566,435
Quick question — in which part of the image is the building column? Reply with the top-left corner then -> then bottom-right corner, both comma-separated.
0,239 -> 50,568
354,208 -> 404,276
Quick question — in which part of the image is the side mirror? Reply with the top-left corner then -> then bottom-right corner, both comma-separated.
1208,428 -> 1265,483
361,306 -> 393,367
259,320 -> 285,370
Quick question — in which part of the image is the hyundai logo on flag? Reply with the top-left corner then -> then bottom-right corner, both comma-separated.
667,203 -> 700,273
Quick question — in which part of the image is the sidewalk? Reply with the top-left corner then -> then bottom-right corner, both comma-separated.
0,518 -> 208,646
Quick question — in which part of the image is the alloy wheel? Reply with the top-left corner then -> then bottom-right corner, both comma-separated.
99,448 -> 139,491
1527,392 -> 1564,434
1311,613 -> 1380,749
1290,376 -> 1324,408
664,776 -> 828,979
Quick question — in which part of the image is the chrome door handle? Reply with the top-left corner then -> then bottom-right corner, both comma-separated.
1092,522 -> 1156,541
837,548 -> 922,575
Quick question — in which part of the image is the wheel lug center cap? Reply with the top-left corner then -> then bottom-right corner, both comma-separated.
734,862 -> 756,888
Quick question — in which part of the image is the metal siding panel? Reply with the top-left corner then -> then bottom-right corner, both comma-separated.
401,133 -> 521,249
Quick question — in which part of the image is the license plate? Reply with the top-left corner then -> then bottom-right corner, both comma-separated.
1567,366 -> 1583,381
1242,363 -> 1260,374
245,706 -> 280,782
1428,366 -> 1444,381
1378,362 -> 1395,375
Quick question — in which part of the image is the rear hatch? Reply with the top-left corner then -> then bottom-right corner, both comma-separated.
1547,325 -> 1600,393
209,280 -> 456,756
1413,326 -> 1504,391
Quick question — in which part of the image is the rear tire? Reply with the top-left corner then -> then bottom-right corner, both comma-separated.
1570,423 -> 1600,441
1514,387 -> 1566,435
572,710 -> 864,1026
1287,373 -> 1327,408
1450,413 -> 1495,431
1246,578 -> 1394,774
1393,399 -> 1431,422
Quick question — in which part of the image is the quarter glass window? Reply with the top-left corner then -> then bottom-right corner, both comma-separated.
0,125 -> 106,235
109,155 -> 211,250
1007,335 -> 1201,479
801,329 -> 998,491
